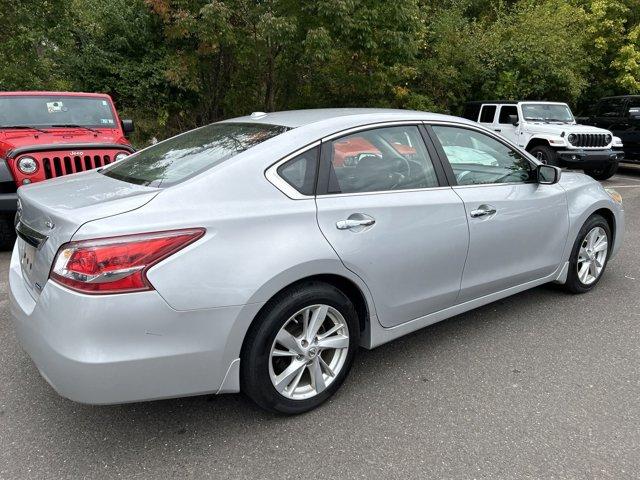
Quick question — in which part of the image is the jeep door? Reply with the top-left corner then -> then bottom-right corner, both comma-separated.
315,124 -> 469,328
427,123 -> 569,302
495,105 -> 520,145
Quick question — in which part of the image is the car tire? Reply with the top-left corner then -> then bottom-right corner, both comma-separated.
241,281 -> 360,415
0,214 -> 16,250
529,145 -> 559,166
562,214 -> 611,294
585,161 -> 619,181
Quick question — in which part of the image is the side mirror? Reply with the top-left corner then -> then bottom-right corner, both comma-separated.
629,108 -> 640,119
121,119 -> 135,134
508,114 -> 519,126
537,164 -> 561,185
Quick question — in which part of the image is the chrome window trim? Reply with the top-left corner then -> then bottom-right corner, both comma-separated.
320,120 -> 424,142
319,185 -> 452,199
265,141 -> 321,200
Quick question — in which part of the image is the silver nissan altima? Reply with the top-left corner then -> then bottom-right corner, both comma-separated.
9,109 -> 624,414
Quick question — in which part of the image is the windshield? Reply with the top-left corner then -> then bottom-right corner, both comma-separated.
102,122 -> 290,187
521,103 -> 574,123
0,95 -> 117,129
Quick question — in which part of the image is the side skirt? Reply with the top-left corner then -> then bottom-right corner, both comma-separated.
363,263 -> 568,350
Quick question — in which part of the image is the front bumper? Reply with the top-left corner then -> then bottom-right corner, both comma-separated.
556,149 -> 622,169
0,192 -> 18,213
9,246 -> 262,404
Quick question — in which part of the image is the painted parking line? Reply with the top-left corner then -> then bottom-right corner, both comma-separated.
613,175 -> 640,182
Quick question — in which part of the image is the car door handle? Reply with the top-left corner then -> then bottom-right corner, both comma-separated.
494,128 -> 502,132
470,205 -> 497,218
336,218 -> 376,230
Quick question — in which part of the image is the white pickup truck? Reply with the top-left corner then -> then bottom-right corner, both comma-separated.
463,101 -> 624,180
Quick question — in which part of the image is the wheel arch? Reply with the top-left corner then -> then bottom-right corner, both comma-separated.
525,137 -> 552,151
242,273 -> 373,348
592,207 -> 616,243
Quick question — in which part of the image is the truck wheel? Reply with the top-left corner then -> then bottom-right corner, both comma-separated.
586,162 -> 618,181
0,214 -> 16,250
529,145 -> 558,166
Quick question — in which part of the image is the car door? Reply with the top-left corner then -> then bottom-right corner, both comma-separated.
428,123 -> 569,302
495,105 -> 521,145
315,124 -> 469,328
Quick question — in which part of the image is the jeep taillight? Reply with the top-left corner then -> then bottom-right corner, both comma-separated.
50,229 -> 205,294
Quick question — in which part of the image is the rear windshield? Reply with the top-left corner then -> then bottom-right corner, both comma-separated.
102,122 -> 289,187
0,95 -> 117,128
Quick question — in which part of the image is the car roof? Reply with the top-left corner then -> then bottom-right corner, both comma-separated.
0,91 -> 112,98
223,108 -> 472,129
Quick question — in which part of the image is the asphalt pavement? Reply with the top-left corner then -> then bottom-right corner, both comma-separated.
1,166 -> 639,479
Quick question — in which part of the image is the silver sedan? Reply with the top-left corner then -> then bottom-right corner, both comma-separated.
9,109 -> 625,414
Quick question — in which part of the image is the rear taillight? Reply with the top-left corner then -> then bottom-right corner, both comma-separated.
50,229 -> 205,294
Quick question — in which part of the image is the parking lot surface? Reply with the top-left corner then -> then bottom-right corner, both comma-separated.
1,167 -> 639,479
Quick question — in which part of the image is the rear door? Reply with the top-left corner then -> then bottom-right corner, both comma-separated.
428,123 -> 569,302
315,123 -> 469,328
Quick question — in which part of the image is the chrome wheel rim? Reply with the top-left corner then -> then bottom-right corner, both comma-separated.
269,304 -> 350,400
577,227 -> 608,285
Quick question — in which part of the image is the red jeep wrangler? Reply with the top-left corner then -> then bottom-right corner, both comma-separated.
0,91 -> 135,247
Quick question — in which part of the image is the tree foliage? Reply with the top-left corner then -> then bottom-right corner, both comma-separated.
1,0 -> 639,144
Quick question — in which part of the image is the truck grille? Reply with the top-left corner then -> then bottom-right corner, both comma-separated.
571,133 -> 609,148
43,154 -> 113,179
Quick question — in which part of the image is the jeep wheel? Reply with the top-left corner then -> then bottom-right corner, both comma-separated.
529,145 -> 558,166
586,161 -> 618,181
0,214 -> 16,250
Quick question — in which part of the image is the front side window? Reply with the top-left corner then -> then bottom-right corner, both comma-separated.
521,103 -> 574,123
326,126 -> 439,194
103,122 -> 289,187
498,105 -> 519,124
432,125 -> 534,185
0,95 -> 117,128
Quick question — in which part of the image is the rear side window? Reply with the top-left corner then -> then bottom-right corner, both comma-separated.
325,125 -> 439,194
479,105 -> 496,123
498,105 -> 518,124
277,147 -> 319,195
102,122 -> 289,187
597,98 -> 625,117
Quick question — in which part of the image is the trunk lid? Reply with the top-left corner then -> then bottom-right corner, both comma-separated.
15,170 -> 160,299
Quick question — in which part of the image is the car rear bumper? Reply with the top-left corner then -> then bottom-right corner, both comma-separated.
557,149 -> 622,169
9,245 -> 261,404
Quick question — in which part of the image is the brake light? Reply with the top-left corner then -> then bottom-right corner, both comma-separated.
50,229 -> 205,294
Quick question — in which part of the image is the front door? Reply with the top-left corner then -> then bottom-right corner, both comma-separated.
495,105 -> 520,145
315,124 -> 469,328
429,124 -> 569,302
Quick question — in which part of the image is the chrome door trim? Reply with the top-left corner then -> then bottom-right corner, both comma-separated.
264,141 -> 321,200
319,185 -> 452,199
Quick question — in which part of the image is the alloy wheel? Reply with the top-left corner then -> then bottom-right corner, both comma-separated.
269,304 -> 350,400
577,226 -> 608,285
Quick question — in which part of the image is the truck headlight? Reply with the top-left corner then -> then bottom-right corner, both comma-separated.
17,156 -> 38,174
114,152 -> 129,162
567,133 -> 577,145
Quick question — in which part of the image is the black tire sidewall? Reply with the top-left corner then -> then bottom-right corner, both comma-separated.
586,161 -> 618,181
241,282 -> 360,415
529,145 -> 558,166
564,215 -> 612,293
